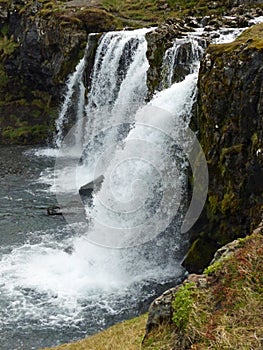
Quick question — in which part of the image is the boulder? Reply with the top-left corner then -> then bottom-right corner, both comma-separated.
79,174 -> 104,197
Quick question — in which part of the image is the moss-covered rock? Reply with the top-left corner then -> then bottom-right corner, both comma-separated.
144,225 -> 263,349
0,0 -> 115,144
184,23 -> 263,273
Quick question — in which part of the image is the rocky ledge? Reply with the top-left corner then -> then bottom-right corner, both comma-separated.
183,22 -> 263,273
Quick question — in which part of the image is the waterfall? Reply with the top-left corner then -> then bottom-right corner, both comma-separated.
0,28 -> 210,350
160,35 -> 206,89
0,23 -> 259,350
52,31 -> 206,251
55,49 -> 86,149
54,28 -> 151,173
83,36 -> 204,251
82,29 -> 151,172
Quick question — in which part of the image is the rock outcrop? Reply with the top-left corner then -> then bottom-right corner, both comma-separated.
184,23 -> 263,272
0,0 -> 114,144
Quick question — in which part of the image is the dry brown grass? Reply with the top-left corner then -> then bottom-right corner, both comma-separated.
42,314 -> 147,350
143,233 -> 263,350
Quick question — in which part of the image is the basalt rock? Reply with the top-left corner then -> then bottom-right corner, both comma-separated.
145,20 -> 194,98
184,23 -> 263,273
0,1 -> 111,144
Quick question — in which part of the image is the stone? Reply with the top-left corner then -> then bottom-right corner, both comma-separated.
79,174 -> 104,197
184,24 -> 263,273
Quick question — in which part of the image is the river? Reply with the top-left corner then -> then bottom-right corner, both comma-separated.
0,145 -> 184,349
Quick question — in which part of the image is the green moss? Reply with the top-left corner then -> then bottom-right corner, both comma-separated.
2,124 -> 49,144
0,24 -> 9,36
220,144 -> 244,163
0,35 -> 18,60
172,282 -> 195,331
221,192 -> 237,214
204,255 -> 231,275
208,193 -> 219,216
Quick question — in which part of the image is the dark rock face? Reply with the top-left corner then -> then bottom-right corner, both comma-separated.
0,0 -> 112,144
184,24 -> 263,272
146,20 -> 193,98
144,273 -> 210,340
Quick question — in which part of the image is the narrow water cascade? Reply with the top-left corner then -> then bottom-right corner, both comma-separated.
55,50 -> 87,149
160,35 -> 206,89
0,24 -> 251,350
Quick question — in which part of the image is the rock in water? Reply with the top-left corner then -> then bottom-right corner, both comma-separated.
79,174 -> 104,197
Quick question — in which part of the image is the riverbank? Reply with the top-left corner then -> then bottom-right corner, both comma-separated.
42,225 -> 263,350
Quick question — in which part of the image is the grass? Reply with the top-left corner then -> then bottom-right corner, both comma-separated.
145,231 -> 263,349
42,314 -> 148,350
101,0 -> 227,25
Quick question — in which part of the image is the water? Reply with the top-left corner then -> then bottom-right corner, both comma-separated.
0,146 -> 183,350
0,25 -> 251,350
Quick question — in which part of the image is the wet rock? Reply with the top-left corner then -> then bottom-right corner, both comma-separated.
146,20 -> 197,97
184,23 -> 263,273
47,201 -> 86,217
144,273 -> 210,337
64,245 -> 74,254
185,16 -> 202,28
79,174 -> 104,197
0,1 -> 108,144
145,286 -> 179,334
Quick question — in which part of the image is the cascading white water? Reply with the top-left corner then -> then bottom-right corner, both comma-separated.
55,49 -> 86,149
51,29 -> 152,189
85,36 -> 204,249
81,29 -> 151,175
160,35 -> 206,89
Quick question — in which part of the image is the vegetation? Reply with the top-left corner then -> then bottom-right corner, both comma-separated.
0,35 -> 18,60
172,282 -> 195,331
145,231 -> 263,349
101,0 -> 232,25
209,22 -> 263,54
42,314 -> 148,350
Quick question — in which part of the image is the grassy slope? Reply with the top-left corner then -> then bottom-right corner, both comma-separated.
101,0 -> 227,26
42,314 -> 147,350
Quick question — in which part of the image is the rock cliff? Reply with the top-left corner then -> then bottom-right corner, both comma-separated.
184,23 -> 263,272
0,0 -> 115,144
